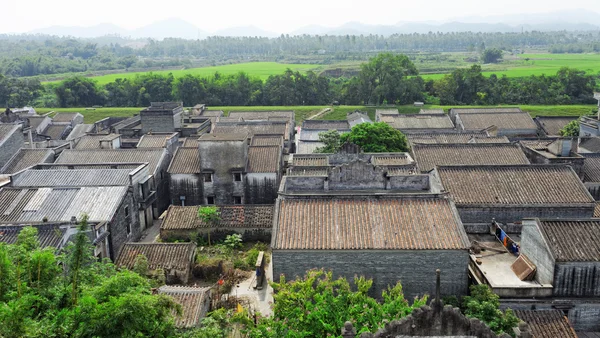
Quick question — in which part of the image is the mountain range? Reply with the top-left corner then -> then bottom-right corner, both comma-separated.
24,9 -> 600,39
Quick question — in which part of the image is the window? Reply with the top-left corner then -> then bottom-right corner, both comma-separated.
206,196 -> 215,205
203,173 -> 213,183
233,172 -> 242,182
124,206 -> 131,235
234,196 -> 242,204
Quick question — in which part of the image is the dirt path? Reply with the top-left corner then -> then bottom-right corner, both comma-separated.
306,107 -> 331,120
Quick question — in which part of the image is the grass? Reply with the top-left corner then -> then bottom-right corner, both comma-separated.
44,62 -> 322,85
35,104 -> 597,125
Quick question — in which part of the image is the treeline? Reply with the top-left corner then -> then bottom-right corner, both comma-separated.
2,30 -> 600,77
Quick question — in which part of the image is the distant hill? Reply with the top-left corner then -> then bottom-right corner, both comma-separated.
25,10 -> 600,39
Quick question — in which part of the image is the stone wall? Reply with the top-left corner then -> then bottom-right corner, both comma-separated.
109,192 -> 141,261
520,220 -> 555,286
272,250 -> 469,300
0,127 -> 24,168
169,173 -> 203,206
455,205 -> 595,225
245,173 -> 279,204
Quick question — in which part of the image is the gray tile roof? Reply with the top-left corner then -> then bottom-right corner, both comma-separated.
579,137 -> 600,153
251,135 -> 284,147
41,124 -> 70,140
247,146 -> 281,173
11,169 -> 134,187
450,107 -> 523,114
137,133 -> 178,148
56,149 -> 167,175
74,134 -> 121,149
181,137 -> 199,148
0,225 -> 66,249
514,310 -> 577,338
228,110 -> 294,123
407,132 -> 509,144
52,112 -> 82,123
0,124 -> 20,146
168,148 -> 201,174
302,120 -> 350,130
0,149 -> 54,174
158,286 -> 211,328
437,165 -> 593,205
413,143 -> 530,172
274,196 -> 469,250
66,124 -> 93,140
383,114 -> 455,129
583,155 -> 600,182
199,133 -> 248,141
116,243 -> 195,271
457,112 -> 537,131
213,122 -> 289,140
534,116 -> 578,137
536,219 -> 600,262
161,205 -> 274,230
297,141 -> 324,154
0,186 -> 128,223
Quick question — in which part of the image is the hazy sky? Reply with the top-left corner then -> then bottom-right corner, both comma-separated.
2,0 -> 598,33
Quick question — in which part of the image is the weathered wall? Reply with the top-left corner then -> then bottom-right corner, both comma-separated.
554,262 -> 600,297
520,220 -> 555,286
272,250 -> 469,299
140,111 -> 181,134
245,173 -> 279,204
0,127 -> 24,168
108,192 -> 141,261
284,176 -> 326,192
169,173 -> 203,206
456,205 -> 594,225
154,151 -> 173,215
328,161 -> 387,190
389,175 -> 429,190
200,140 -> 247,205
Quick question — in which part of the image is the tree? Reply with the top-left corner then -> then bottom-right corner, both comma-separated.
198,206 -> 220,246
482,48 -> 503,64
247,269 -> 427,337
462,284 -> 519,336
560,120 -> 580,137
54,76 -> 105,107
358,53 -> 418,105
340,122 -> 409,153
315,130 -> 342,153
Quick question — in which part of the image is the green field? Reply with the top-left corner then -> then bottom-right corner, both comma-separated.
421,53 -> 600,80
44,62 -> 322,85
35,104 -> 596,124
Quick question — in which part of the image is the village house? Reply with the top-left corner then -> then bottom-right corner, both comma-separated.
411,143 -> 530,173
450,108 -> 538,137
534,116 -> 578,137
168,147 -> 202,206
157,286 -> 211,329
115,242 -> 196,284
160,204 -> 273,242
272,157 -> 470,299
0,124 -> 25,168
431,165 -> 595,232
140,102 -> 184,134
213,121 -> 292,153
55,148 -> 171,217
519,139 -> 585,179
297,120 -> 350,154
245,144 -> 283,204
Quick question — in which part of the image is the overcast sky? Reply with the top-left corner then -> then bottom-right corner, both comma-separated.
2,0 -> 599,34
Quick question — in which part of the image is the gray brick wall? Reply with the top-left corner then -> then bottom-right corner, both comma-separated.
456,205 -> 594,224
245,173 -> 278,204
170,174 -> 203,206
554,262 -> 600,297
272,249 -> 469,300
520,220 -> 555,285
0,127 -> 24,168
108,192 -> 140,260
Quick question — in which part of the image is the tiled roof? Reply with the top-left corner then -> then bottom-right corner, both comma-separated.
387,167 -> 418,176
181,137 -> 199,148
299,129 -> 331,142
11,169 -> 134,187
0,149 -> 54,174
137,133 -> 177,148
0,225 -> 66,248
451,107 -> 523,114
293,155 -> 328,167
302,120 -> 350,130
408,132 -> 487,144
158,286 -> 211,328
595,203 -> 600,217
0,124 -> 20,145
419,109 -> 445,114
52,112 -> 81,123
228,110 -> 294,122
161,205 -> 274,230
385,114 -> 455,129
199,110 -> 224,117
199,133 -> 248,141
168,148 -> 200,174
26,116 -> 49,131
579,137 -> 600,153
583,155 -> 600,182
457,112 -> 537,131
413,143 -> 529,173
514,310 -> 577,338
437,165 -> 593,205
213,123 -> 288,140
66,124 -> 93,140
116,243 -> 195,271
537,219 -> 600,262
56,149 -> 166,175
0,186 -> 128,223
375,109 -> 399,115
74,134 -> 120,149
520,140 -> 555,151
42,124 -> 70,140
274,196 -> 469,250
287,168 -> 329,176
297,141 -> 324,154
371,154 -> 412,166
470,136 -> 512,143
535,116 -> 578,136
247,146 -> 281,173
251,135 -> 284,147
